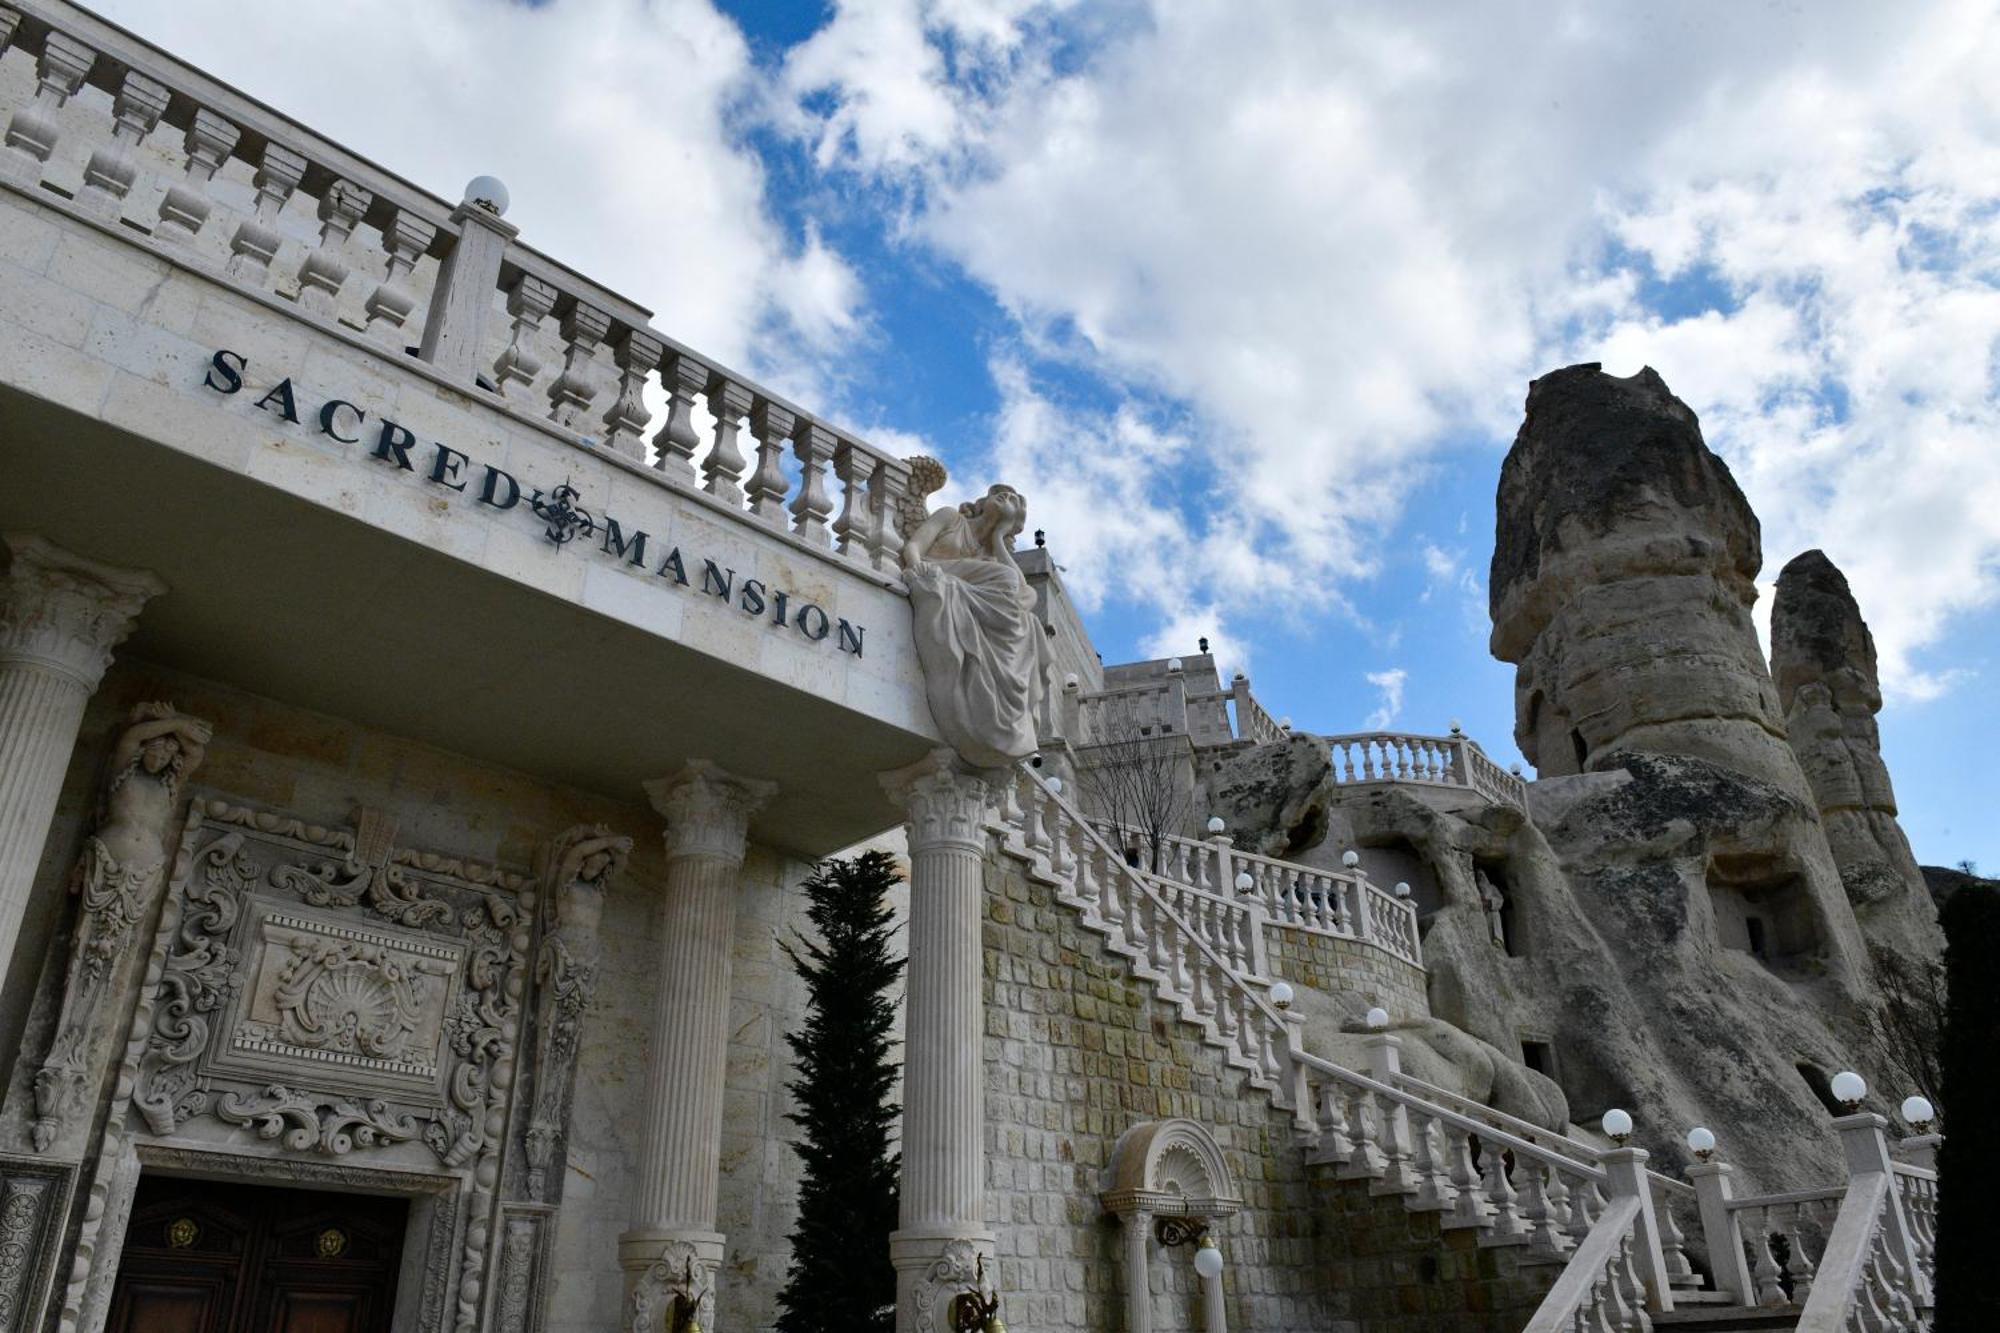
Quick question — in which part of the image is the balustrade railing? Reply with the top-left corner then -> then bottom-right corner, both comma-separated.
1086,822 -> 1422,969
1325,729 -> 1529,810
1003,769 -> 1295,1098
0,0 -> 914,584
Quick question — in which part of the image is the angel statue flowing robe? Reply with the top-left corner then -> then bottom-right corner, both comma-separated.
904,510 -> 1046,769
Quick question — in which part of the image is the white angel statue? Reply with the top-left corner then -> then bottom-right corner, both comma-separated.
895,458 -> 1051,768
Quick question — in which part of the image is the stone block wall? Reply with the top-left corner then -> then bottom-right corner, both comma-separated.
1311,1174 -> 1556,1331
984,859 -> 1345,1330
0,658 -> 816,1333
1264,927 -> 1430,1020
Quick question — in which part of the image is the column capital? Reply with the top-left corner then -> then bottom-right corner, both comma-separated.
880,748 -> 996,855
0,534 -> 166,689
643,759 -> 776,864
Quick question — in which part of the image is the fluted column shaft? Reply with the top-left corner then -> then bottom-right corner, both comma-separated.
621,760 -> 774,1327
884,749 -> 997,1332
0,535 -> 163,984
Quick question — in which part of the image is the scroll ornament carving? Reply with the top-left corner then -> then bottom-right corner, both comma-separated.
495,1215 -> 538,1333
895,457 -> 1052,769
911,1239 -> 986,1333
627,1242 -> 714,1333
885,750 -> 995,856
524,825 -> 628,1200
269,806 -> 453,929
33,704 -> 211,1152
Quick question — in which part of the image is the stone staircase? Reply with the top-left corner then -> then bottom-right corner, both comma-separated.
994,765 -> 1938,1332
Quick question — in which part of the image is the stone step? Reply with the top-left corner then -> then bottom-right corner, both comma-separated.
1651,1304 -> 1800,1330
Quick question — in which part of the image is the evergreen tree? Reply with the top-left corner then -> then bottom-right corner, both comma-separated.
1935,882 -> 2000,1329
775,850 -> 905,1333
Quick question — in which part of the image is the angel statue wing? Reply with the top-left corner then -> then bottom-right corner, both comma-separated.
894,455 -> 950,543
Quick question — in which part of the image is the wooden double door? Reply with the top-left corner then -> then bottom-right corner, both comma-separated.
107,1175 -> 408,1333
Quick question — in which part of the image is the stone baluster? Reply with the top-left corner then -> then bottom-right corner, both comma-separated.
0,536 -> 165,987
881,750 -> 995,1333
650,353 -> 707,484
701,378 -> 754,507
155,108 -> 240,246
77,69 -> 168,219
362,208 -> 437,346
491,274 -> 556,399
1777,1203 -> 1816,1302
1834,1111 -> 1929,1309
1408,1111 -> 1455,1211
1563,1172 -> 1598,1245
835,445 -> 876,560
1364,1034 -> 1418,1194
871,458 -> 911,572
602,331 -> 666,461
225,142 -> 308,283
789,423 -> 838,547
1,29 -> 93,188
1741,1206 -> 1783,1304
293,179 -> 373,318
1339,1084 -> 1386,1181
546,302 -> 611,432
1480,1133 -> 1526,1241
1310,1079 -> 1354,1166
622,760 -> 776,1325
746,401 -> 795,527
1521,1160 -> 1568,1256
1656,1188 -> 1694,1286
1443,1125 -> 1491,1230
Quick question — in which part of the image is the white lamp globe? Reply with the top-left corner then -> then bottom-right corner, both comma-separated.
1830,1071 -> 1867,1108
1234,871 -> 1255,894
1900,1095 -> 1935,1129
1046,777 -> 1063,796
1206,816 -> 1226,835
1364,1007 -> 1389,1030
1192,1240 -> 1224,1279
1167,657 -> 1184,673
1450,718 -> 1463,734
1686,1127 -> 1716,1159
1268,980 -> 1295,1009
1064,673 -> 1080,691
1601,1108 -> 1633,1142
1280,716 -> 1292,730
463,174 -> 509,215
1341,850 -> 1361,869
1394,881 -> 1411,899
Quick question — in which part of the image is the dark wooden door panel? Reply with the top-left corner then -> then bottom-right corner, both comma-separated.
110,1176 -> 408,1333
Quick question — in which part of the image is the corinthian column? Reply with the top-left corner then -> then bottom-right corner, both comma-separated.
0,535 -> 164,987
882,749 -> 997,1333
622,760 -> 776,1329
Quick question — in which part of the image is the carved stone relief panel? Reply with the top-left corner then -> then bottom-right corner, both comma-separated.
68,797 -> 543,1333
0,1155 -> 74,1333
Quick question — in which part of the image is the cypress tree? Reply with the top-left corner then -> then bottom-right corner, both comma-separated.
1935,881 -> 2000,1329
775,850 -> 905,1333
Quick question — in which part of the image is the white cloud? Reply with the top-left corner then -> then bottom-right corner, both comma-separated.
1363,669 -> 1407,731
785,0 -> 2000,703
91,0 -> 864,381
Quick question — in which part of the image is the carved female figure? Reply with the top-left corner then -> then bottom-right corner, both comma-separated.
34,703 -> 211,1150
896,459 -> 1050,769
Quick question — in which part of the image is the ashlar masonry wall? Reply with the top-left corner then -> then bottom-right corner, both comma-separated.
983,861 -> 1558,1333
1263,928 -> 1430,1021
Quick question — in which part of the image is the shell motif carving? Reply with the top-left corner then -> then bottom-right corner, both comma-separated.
271,940 -> 424,1060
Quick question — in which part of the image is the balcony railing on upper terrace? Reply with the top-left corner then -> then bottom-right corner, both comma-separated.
1090,822 -> 1424,970
1324,729 -> 1529,810
0,0 -> 914,582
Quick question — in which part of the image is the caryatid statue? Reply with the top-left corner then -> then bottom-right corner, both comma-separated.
34,702 -> 211,1152
895,457 -> 1053,769
525,823 -> 631,1199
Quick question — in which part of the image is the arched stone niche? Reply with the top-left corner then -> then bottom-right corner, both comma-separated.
1100,1119 -> 1242,1333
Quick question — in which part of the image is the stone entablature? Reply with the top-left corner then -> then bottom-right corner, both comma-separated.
0,1 -> 943,778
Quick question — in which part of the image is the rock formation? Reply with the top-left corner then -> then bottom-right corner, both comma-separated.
1490,364 -> 1808,800
1772,549 -> 1940,961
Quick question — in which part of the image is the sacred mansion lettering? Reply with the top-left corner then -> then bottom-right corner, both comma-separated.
201,348 -> 867,656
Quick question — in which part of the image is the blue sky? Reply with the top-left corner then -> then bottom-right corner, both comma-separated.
99,0 -> 2000,871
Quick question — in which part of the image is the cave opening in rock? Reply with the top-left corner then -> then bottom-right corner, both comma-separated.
1706,851 -> 1818,970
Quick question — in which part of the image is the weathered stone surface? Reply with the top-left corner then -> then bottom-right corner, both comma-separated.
1203,732 -> 1336,858
1489,363 -> 1809,799
1772,550 -> 1940,962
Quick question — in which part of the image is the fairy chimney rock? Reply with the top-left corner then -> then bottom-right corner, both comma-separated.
1489,363 -> 1808,798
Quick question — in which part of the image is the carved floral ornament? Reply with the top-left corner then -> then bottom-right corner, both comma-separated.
103,797 -> 545,1333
